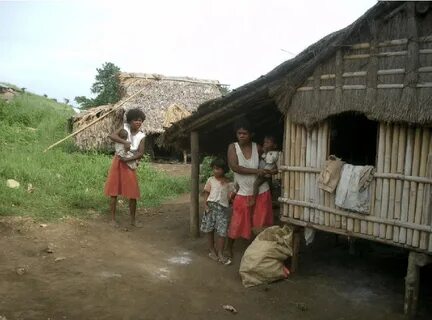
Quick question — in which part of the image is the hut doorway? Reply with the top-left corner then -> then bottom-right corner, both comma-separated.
329,112 -> 378,166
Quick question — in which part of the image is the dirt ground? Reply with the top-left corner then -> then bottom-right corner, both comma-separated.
1,164 -> 431,320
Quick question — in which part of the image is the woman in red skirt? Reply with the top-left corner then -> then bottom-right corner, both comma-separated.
104,108 -> 146,227
226,119 -> 276,257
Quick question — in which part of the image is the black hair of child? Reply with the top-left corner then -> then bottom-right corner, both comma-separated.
233,118 -> 253,133
210,158 -> 230,174
118,128 -> 128,139
126,108 -> 146,122
264,134 -> 277,144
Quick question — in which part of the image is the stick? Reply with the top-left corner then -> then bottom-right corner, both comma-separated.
289,123 -> 296,218
413,128 -> 430,247
388,124 -> 399,239
282,118 -> 292,218
374,123 -> 386,237
294,125 -> 302,219
407,128 -> 421,245
400,128 -> 414,244
44,87 -> 148,152
394,126 -> 407,241
310,128 -> 318,223
299,126 -> 307,220
304,129 -> 312,222
317,124 -> 324,226
380,123 -> 392,239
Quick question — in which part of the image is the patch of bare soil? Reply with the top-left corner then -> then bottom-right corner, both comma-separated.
150,163 -> 191,177
0,196 -> 431,320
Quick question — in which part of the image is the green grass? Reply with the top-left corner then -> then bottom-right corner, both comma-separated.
0,92 -> 189,220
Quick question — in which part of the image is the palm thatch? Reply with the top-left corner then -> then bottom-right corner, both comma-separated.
162,1 -> 432,152
72,104 -> 124,152
71,73 -> 222,152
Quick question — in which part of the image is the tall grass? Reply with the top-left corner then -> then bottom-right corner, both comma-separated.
0,92 -> 189,219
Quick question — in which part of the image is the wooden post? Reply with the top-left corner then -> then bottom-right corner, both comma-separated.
290,226 -> 302,273
404,252 -> 432,318
190,131 -> 200,238
183,150 -> 188,164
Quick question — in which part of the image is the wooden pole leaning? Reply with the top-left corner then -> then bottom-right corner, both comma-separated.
43,86 -> 148,152
190,131 -> 200,238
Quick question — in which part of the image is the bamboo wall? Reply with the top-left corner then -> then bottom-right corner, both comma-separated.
280,118 -> 432,253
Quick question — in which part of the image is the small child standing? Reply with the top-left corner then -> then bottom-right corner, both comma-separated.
200,158 -> 235,265
251,135 -> 279,206
115,129 -> 138,170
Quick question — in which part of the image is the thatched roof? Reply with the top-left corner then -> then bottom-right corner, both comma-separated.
118,73 -> 222,134
71,73 -> 222,151
162,1 -> 432,150
72,104 -> 124,151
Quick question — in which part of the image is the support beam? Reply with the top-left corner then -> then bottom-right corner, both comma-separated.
183,150 -> 188,164
190,131 -> 200,238
404,252 -> 432,318
290,226 -> 302,273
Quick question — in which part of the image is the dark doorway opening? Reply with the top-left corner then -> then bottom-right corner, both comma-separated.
329,112 -> 378,166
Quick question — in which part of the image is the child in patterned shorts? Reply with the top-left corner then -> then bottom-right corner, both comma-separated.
201,158 -> 235,265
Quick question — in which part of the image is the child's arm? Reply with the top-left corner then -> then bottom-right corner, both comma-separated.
202,191 -> 210,212
109,128 -> 131,149
119,138 -> 145,162
229,182 -> 239,202
202,178 -> 212,211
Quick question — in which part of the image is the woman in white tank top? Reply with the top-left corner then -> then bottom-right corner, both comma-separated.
226,119 -> 274,257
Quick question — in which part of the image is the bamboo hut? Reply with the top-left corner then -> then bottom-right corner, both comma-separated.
163,1 -> 432,316
71,73 -> 222,160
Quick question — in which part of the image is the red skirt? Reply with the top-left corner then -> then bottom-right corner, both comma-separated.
228,190 -> 273,240
104,156 -> 140,199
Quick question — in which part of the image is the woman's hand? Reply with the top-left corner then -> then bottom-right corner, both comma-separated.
123,141 -> 131,151
257,168 -> 267,176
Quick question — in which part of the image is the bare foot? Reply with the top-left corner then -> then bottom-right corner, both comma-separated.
224,250 -> 233,260
208,251 -> 218,262
130,221 -> 144,228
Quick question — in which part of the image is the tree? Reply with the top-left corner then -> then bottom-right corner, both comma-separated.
75,62 -> 121,110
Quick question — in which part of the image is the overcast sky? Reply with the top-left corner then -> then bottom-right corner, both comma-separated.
0,0 -> 376,106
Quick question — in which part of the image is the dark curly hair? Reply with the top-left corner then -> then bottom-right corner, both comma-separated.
233,118 -> 253,133
126,108 -> 146,123
210,158 -> 229,174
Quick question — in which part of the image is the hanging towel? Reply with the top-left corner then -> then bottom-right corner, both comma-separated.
318,155 -> 345,193
335,164 -> 375,214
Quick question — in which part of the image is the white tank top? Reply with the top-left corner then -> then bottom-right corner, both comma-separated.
234,142 -> 269,196
123,123 -> 145,152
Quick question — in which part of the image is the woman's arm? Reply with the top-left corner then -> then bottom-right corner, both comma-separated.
119,137 -> 145,162
109,128 -> 131,149
227,143 -> 265,175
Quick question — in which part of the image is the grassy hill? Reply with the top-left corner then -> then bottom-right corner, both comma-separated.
0,90 -> 189,219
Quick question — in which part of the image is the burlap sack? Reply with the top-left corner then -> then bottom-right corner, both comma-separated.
239,225 -> 293,288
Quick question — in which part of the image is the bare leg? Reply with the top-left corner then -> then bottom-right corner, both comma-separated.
207,231 -> 216,254
110,196 -> 119,227
217,235 -> 232,265
206,232 -> 218,261
216,235 -> 225,257
226,238 -> 234,259
110,196 -> 117,221
129,199 -> 141,227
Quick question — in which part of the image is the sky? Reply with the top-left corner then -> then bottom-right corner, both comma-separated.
0,0 -> 377,107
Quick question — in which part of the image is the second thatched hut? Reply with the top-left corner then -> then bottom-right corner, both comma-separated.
71,72 -> 222,160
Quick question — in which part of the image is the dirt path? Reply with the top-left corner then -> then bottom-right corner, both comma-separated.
0,164 -> 431,320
